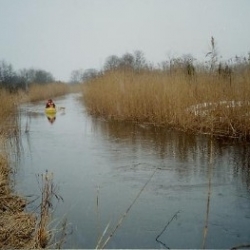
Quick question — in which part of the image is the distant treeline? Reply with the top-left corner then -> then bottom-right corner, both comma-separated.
0,60 -> 55,92
70,38 -> 250,85
2,37 -> 250,89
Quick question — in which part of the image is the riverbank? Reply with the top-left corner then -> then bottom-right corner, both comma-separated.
0,91 -> 38,248
82,69 -> 250,141
0,84 -> 72,248
0,153 -> 37,248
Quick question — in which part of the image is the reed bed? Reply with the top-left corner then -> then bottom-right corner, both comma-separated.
69,83 -> 83,93
0,89 -> 37,249
34,170 -> 65,249
28,82 -> 70,102
0,89 -> 64,248
82,69 -> 250,140
0,90 -> 19,136
0,161 -> 61,248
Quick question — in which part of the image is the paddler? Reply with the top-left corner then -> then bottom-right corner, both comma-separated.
45,99 -> 56,108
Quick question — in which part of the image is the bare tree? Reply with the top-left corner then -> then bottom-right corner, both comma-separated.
133,50 -> 146,71
33,70 -> 54,84
104,55 -> 121,71
70,69 -> 84,83
82,68 -> 99,82
119,52 -> 134,70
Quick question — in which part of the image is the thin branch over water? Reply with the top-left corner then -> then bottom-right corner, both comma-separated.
155,210 -> 181,249
96,167 -> 158,249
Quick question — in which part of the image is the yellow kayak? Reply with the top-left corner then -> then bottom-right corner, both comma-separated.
45,107 -> 57,114
46,113 -> 56,124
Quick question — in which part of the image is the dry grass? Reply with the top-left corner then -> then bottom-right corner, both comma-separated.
0,110 -> 37,249
82,69 -> 250,140
28,82 -> 70,102
68,83 -> 83,93
0,89 -> 63,249
0,90 -> 15,118
12,82 -> 74,107
34,171 -> 64,249
0,161 -> 61,249
0,154 -> 62,248
0,89 -> 37,249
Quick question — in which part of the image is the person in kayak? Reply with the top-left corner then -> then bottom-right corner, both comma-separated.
46,99 -> 56,108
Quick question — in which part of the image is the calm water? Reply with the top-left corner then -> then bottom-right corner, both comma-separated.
14,93 -> 250,249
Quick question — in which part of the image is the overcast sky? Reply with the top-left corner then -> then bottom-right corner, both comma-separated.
1,0 -> 249,81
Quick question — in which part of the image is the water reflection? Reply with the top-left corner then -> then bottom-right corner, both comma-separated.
90,118 -> 209,158
231,145 -> 250,190
89,118 -> 250,194
46,114 -> 56,124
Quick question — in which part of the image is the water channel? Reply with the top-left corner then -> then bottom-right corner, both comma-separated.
14,93 -> 250,249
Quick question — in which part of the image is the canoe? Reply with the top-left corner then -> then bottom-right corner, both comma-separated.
45,107 -> 57,114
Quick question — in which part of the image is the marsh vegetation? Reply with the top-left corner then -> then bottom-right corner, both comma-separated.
0,90 -> 36,248
82,39 -> 250,141
82,68 -> 250,140
0,84 -> 70,248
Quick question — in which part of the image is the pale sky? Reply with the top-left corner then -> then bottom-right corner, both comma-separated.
1,0 -> 249,81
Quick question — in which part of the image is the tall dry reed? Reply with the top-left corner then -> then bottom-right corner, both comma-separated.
29,82 -> 70,102
69,83 -> 83,93
0,90 -> 18,133
0,89 -> 66,248
0,89 -> 37,249
82,69 -> 250,140
34,171 -> 65,249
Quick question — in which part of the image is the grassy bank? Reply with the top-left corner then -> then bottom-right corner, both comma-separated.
18,82 -> 81,105
0,90 -> 38,248
0,88 -> 64,248
82,69 -> 250,140
28,82 -> 70,102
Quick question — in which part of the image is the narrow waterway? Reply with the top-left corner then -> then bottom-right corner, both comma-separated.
15,93 -> 250,249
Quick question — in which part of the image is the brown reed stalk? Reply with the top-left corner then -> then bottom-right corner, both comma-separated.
35,171 -> 54,248
97,167 -> 158,249
28,82 -> 70,102
34,170 -> 64,248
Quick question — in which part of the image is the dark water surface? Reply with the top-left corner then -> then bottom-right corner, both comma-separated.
15,94 -> 250,249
